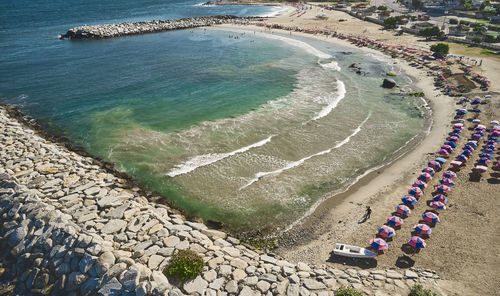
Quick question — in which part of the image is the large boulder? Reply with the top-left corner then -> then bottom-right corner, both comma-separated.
382,78 -> 396,88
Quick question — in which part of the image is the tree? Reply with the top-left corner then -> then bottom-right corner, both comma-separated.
384,17 -> 398,29
449,18 -> 458,24
480,0 -> 490,10
484,35 -> 495,43
463,0 -> 472,10
472,36 -> 482,43
430,43 -> 449,57
419,26 -> 442,40
378,5 -> 388,11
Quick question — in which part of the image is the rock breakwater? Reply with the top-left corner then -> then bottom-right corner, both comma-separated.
0,106 -> 442,295
60,16 -> 261,40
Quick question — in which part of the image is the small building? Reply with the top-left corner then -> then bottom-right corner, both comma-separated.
448,25 -> 469,36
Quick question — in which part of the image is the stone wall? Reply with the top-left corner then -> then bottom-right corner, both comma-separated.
60,16 -> 260,40
0,107 -> 442,295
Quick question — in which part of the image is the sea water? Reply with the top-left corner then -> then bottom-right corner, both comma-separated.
0,0 -> 427,232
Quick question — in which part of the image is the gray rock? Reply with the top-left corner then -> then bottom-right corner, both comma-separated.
239,286 -> 254,296
230,258 -> 248,270
287,283 -> 300,296
122,268 -> 140,291
81,277 -> 100,296
99,251 -> 116,267
102,220 -> 127,234
257,280 -> 271,293
303,279 -> 326,290
80,253 -> 96,274
405,270 -> 418,279
105,202 -> 129,219
209,277 -> 225,290
260,255 -> 277,265
8,226 -> 27,246
67,272 -> 88,291
98,277 -> 122,296
386,271 -> 403,279
148,254 -> 164,270
259,273 -> 277,283
97,195 -> 121,208
183,276 -> 208,294
225,280 -> 238,293
382,78 -> 396,88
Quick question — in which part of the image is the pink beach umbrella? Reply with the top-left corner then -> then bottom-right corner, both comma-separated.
378,225 -> 396,238
401,195 -> 418,205
442,170 -> 457,178
438,149 -> 450,156
421,167 -> 435,175
441,145 -> 453,153
453,123 -> 463,129
408,187 -> 423,197
386,216 -> 404,227
436,185 -> 451,193
412,180 -> 428,189
408,236 -> 427,248
428,161 -> 441,170
433,194 -> 448,203
413,224 -> 432,235
450,160 -> 462,168
430,201 -> 446,210
418,173 -> 432,182
370,238 -> 388,250
474,165 -> 488,173
422,212 -> 440,224
440,178 -> 455,186
395,205 -> 411,215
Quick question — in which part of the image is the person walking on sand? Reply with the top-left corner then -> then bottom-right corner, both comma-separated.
365,206 -> 371,219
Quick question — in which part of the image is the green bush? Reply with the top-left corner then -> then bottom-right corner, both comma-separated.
164,250 -> 204,281
335,286 -> 364,296
430,43 -> 449,55
449,18 -> 458,24
386,72 -> 397,76
409,284 -> 438,296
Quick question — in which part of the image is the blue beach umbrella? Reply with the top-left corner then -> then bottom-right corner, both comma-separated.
428,161 -> 441,170
395,205 -> 411,215
435,157 -> 447,164
378,225 -> 396,238
442,171 -> 456,178
421,167 -> 435,175
412,180 -> 427,189
401,195 -> 418,205
370,238 -> 389,250
440,178 -> 455,186
462,150 -> 473,157
436,185 -> 451,193
413,224 -> 432,235
422,212 -> 440,224
444,141 -> 457,148
408,236 -> 427,248
456,154 -> 468,161
408,187 -> 423,197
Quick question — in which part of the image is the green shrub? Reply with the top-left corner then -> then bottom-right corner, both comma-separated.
386,72 -> 397,76
335,286 -> 364,296
164,250 -> 204,281
449,18 -> 458,24
409,284 -> 438,296
430,43 -> 449,55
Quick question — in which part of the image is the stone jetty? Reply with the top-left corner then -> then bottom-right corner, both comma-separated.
0,106 -> 442,295
60,16 -> 260,40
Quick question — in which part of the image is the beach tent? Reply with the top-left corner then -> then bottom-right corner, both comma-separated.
422,212 -> 440,224
408,236 -> 426,248
378,225 -> 395,238
413,224 -> 432,235
370,238 -> 388,250
430,201 -> 446,210
433,194 -> 448,203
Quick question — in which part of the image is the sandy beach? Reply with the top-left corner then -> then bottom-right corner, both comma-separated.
219,5 -> 500,295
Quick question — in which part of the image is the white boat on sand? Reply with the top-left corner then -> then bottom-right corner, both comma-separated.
334,243 -> 377,258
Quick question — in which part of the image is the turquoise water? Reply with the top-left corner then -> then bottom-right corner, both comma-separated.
0,0 -> 427,232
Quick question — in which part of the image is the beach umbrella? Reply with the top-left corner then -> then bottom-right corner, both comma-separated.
408,236 -> 426,248
428,161 -> 441,170
456,154 -> 468,161
461,150 -> 473,157
440,178 -> 455,186
408,187 -> 423,197
491,131 -> 500,137
463,144 -> 475,151
450,160 -> 462,168
471,134 -> 482,141
435,157 -> 447,164
471,109 -> 482,113
467,141 -> 478,147
442,170 -> 456,178
438,149 -> 449,156
436,185 -> 451,193
422,212 -> 440,224
370,238 -> 388,250
472,119 -> 481,124
471,99 -> 481,105
441,145 -> 453,153
433,194 -> 448,203
401,195 -> 418,205
386,216 -> 404,227
491,120 -> 499,125
378,225 -> 396,238
444,141 -> 457,148
488,137 -> 499,143
418,173 -> 432,182
453,123 -> 463,129
421,167 -> 435,175
476,124 -> 486,130
477,158 -> 491,165
430,201 -> 446,210
413,224 -> 432,235
447,136 -> 459,143
480,154 -> 493,159
395,205 -> 411,215
412,180 -> 427,189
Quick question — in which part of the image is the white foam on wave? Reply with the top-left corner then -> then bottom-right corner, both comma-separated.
319,60 -> 341,71
259,6 -> 289,17
254,31 -> 332,59
193,2 -> 212,6
311,80 -> 346,121
167,135 -> 274,177
240,112 -> 371,190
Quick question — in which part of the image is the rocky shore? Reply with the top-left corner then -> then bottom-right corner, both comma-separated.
0,106 -> 443,295
60,16 -> 261,40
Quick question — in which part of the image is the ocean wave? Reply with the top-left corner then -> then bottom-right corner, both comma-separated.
240,112 -> 371,190
259,6 -> 289,17
167,135 -> 274,177
311,80 -> 346,121
255,32 -> 332,59
319,60 -> 341,71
